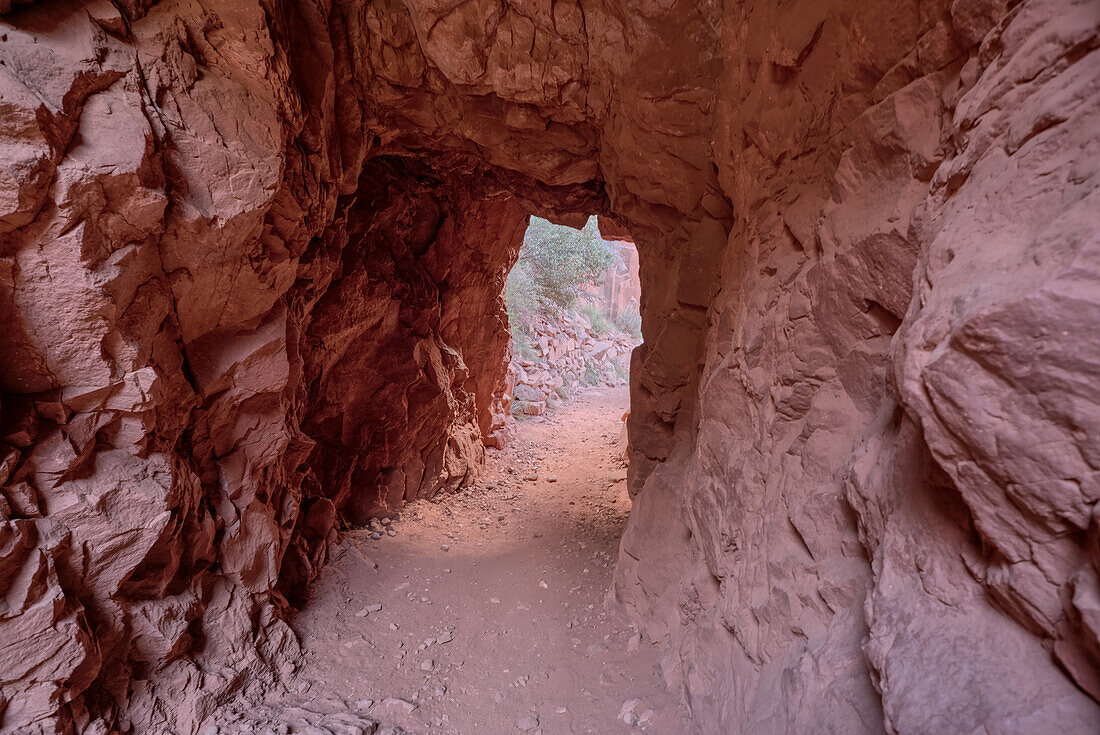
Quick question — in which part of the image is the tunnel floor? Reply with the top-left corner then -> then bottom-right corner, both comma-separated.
258,387 -> 690,734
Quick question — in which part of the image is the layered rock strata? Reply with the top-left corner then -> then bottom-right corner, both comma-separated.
0,1 -> 1096,734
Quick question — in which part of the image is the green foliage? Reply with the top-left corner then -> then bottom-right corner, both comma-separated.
581,303 -> 613,335
505,260 -> 538,332
582,358 -> 600,386
511,399 -> 532,418
614,305 -> 642,340
506,216 -> 614,317
612,360 -> 628,382
511,329 -> 538,362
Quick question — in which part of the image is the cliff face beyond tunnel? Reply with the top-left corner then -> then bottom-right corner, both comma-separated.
0,1 -> 1098,733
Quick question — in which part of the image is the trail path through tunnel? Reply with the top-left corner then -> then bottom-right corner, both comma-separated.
283,388 -> 690,734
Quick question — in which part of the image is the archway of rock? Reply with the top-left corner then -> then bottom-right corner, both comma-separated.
164,147 -> 689,731
260,178 -> 671,731
289,156 -> 648,533
1,1 -> 1097,735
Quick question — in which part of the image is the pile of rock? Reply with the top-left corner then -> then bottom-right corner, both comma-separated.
505,310 -> 637,417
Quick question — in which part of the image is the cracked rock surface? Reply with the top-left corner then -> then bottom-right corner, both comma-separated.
0,0 -> 1097,733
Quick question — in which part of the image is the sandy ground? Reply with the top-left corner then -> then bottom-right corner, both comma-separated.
276,387 -> 691,735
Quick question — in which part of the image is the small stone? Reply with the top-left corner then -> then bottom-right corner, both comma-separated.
421,659 -> 434,671
619,698 -> 653,726
441,544 -> 450,551
490,597 -> 501,604
547,476 -> 558,483
386,527 -> 397,537
350,548 -> 377,568
516,715 -> 540,731
382,697 -> 417,714
355,603 -> 383,617
538,580 -> 548,589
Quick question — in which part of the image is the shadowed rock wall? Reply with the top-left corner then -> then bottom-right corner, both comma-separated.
0,0 -> 1096,733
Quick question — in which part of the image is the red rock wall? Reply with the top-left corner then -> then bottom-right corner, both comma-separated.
295,157 -> 525,527
583,240 -> 640,322
615,2 -> 1100,733
0,0 -> 1096,733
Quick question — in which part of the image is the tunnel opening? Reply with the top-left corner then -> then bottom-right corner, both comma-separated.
284,155 -> 630,528
282,152 -> 648,560
503,215 -> 640,422
262,155 -> 680,732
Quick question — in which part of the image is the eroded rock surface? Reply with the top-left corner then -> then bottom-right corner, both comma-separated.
0,0 -> 1096,733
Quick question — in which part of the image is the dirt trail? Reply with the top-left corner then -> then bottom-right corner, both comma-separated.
279,387 -> 691,735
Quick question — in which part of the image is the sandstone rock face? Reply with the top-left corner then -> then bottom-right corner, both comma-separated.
588,240 -> 640,323
0,1 -> 1096,734
295,158 -> 526,531
615,2 -> 1100,734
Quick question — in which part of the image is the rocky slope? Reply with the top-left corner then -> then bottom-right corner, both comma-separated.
507,309 -> 634,420
0,1 -> 1097,734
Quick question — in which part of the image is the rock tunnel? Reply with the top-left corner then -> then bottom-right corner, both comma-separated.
0,0 -> 1098,733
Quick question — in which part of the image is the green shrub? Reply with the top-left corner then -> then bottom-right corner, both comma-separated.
615,305 -> 642,339
505,259 -> 538,332
582,303 -> 613,335
512,330 -> 538,362
506,216 -> 613,315
612,360 -> 628,382
582,359 -> 600,386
